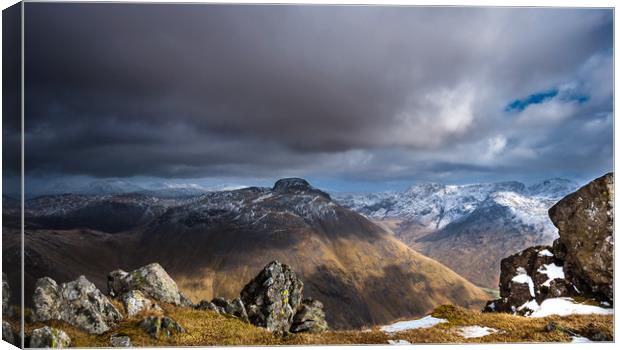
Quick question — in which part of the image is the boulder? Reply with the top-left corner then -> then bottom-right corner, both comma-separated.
139,316 -> 185,339
549,172 -> 614,302
29,326 -> 71,348
33,276 -> 122,334
110,334 -> 132,347
2,273 -> 10,317
290,298 -> 328,333
485,246 -> 573,314
121,290 -> 161,317
195,300 -> 219,313
210,297 -> 249,322
107,263 -> 185,306
240,261 -> 304,332
2,320 -> 17,346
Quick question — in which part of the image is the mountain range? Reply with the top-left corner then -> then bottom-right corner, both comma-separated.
2,178 -> 488,330
333,178 -> 580,288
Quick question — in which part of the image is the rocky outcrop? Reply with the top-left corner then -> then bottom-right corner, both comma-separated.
110,334 -> 132,347
139,316 -> 185,339
485,173 -> 614,314
2,273 -> 10,317
29,326 -> 71,348
121,290 -> 161,317
290,298 -> 328,333
107,263 -> 187,306
548,172 -> 613,302
240,261 -> 304,333
484,246 -> 571,314
209,297 -> 249,322
33,276 -> 123,334
2,321 -> 17,346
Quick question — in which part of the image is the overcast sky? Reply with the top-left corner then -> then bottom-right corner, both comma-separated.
18,4 -> 613,192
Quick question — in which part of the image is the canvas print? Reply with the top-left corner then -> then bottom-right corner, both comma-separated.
1,2 -> 614,347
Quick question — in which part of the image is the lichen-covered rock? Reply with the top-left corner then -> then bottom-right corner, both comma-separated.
2,320 -> 17,346
240,261 -> 304,332
139,316 -> 185,339
290,298 -> 328,333
29,326 -> 71,348
549,172 -> 614,302
107,263 -> 185,305
33,276 -> 122,334
121,290 -> 160,317
110,334 -> 132,347
2,273 -> 11,317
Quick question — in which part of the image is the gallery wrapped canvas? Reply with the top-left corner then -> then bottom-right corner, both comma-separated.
1,1 -> 614,348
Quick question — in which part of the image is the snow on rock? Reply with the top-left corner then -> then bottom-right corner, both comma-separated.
387,340 -> 412,345
517,300 -> 539,314
537,263 -> 565,287
511,268 -> 535,297
380,316 -> 447,333
528,298 -> 614,318
538,249 -> 554,257
455,326 -> 499,338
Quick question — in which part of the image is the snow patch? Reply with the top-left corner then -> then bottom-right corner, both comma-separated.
387,340 -> 412,345
528,298 -> 614,318
512,269 -> 535,297
538,249 -> 554,257
456,326 -> 498,338
537,263 -> 565,287
571,336 -> 592,343
380,316 -> 447,333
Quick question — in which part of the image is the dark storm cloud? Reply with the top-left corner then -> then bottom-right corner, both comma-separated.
23,3 -> 613,186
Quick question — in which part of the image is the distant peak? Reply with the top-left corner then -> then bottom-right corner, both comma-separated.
272,178 -> 331,199
273,178 -> 312,193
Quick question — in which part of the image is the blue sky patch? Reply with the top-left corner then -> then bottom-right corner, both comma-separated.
505,87 -> 590,112
505,89 -> 559,112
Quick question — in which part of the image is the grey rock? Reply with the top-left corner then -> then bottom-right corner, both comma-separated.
290,298 -> 328,333
549,172 -> 614,302
209,297 -> 248,321
139,316 -> 185,339
195,300 -> 219,313
240,261 -> 303,332
2,320 -> 17,346
29,326 -> 71,348
110,334 -> 132,347
33,276 -> 122,334
107,263 -> 185,305
2,273 -> 11,317
121,290 -> 159,317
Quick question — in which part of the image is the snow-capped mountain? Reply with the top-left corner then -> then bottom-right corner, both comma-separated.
334,179 -> 577,236
333,178 -> 580,288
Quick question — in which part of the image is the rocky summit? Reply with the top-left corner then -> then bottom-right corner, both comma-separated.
485,173 -> 614,314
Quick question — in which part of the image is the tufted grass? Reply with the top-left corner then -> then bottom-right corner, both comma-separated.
13,304 -> 613,346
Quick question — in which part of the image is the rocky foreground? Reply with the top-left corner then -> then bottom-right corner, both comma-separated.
3,260 -> 328,347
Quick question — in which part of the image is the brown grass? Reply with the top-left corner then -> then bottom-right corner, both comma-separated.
13,304 -> 613,346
